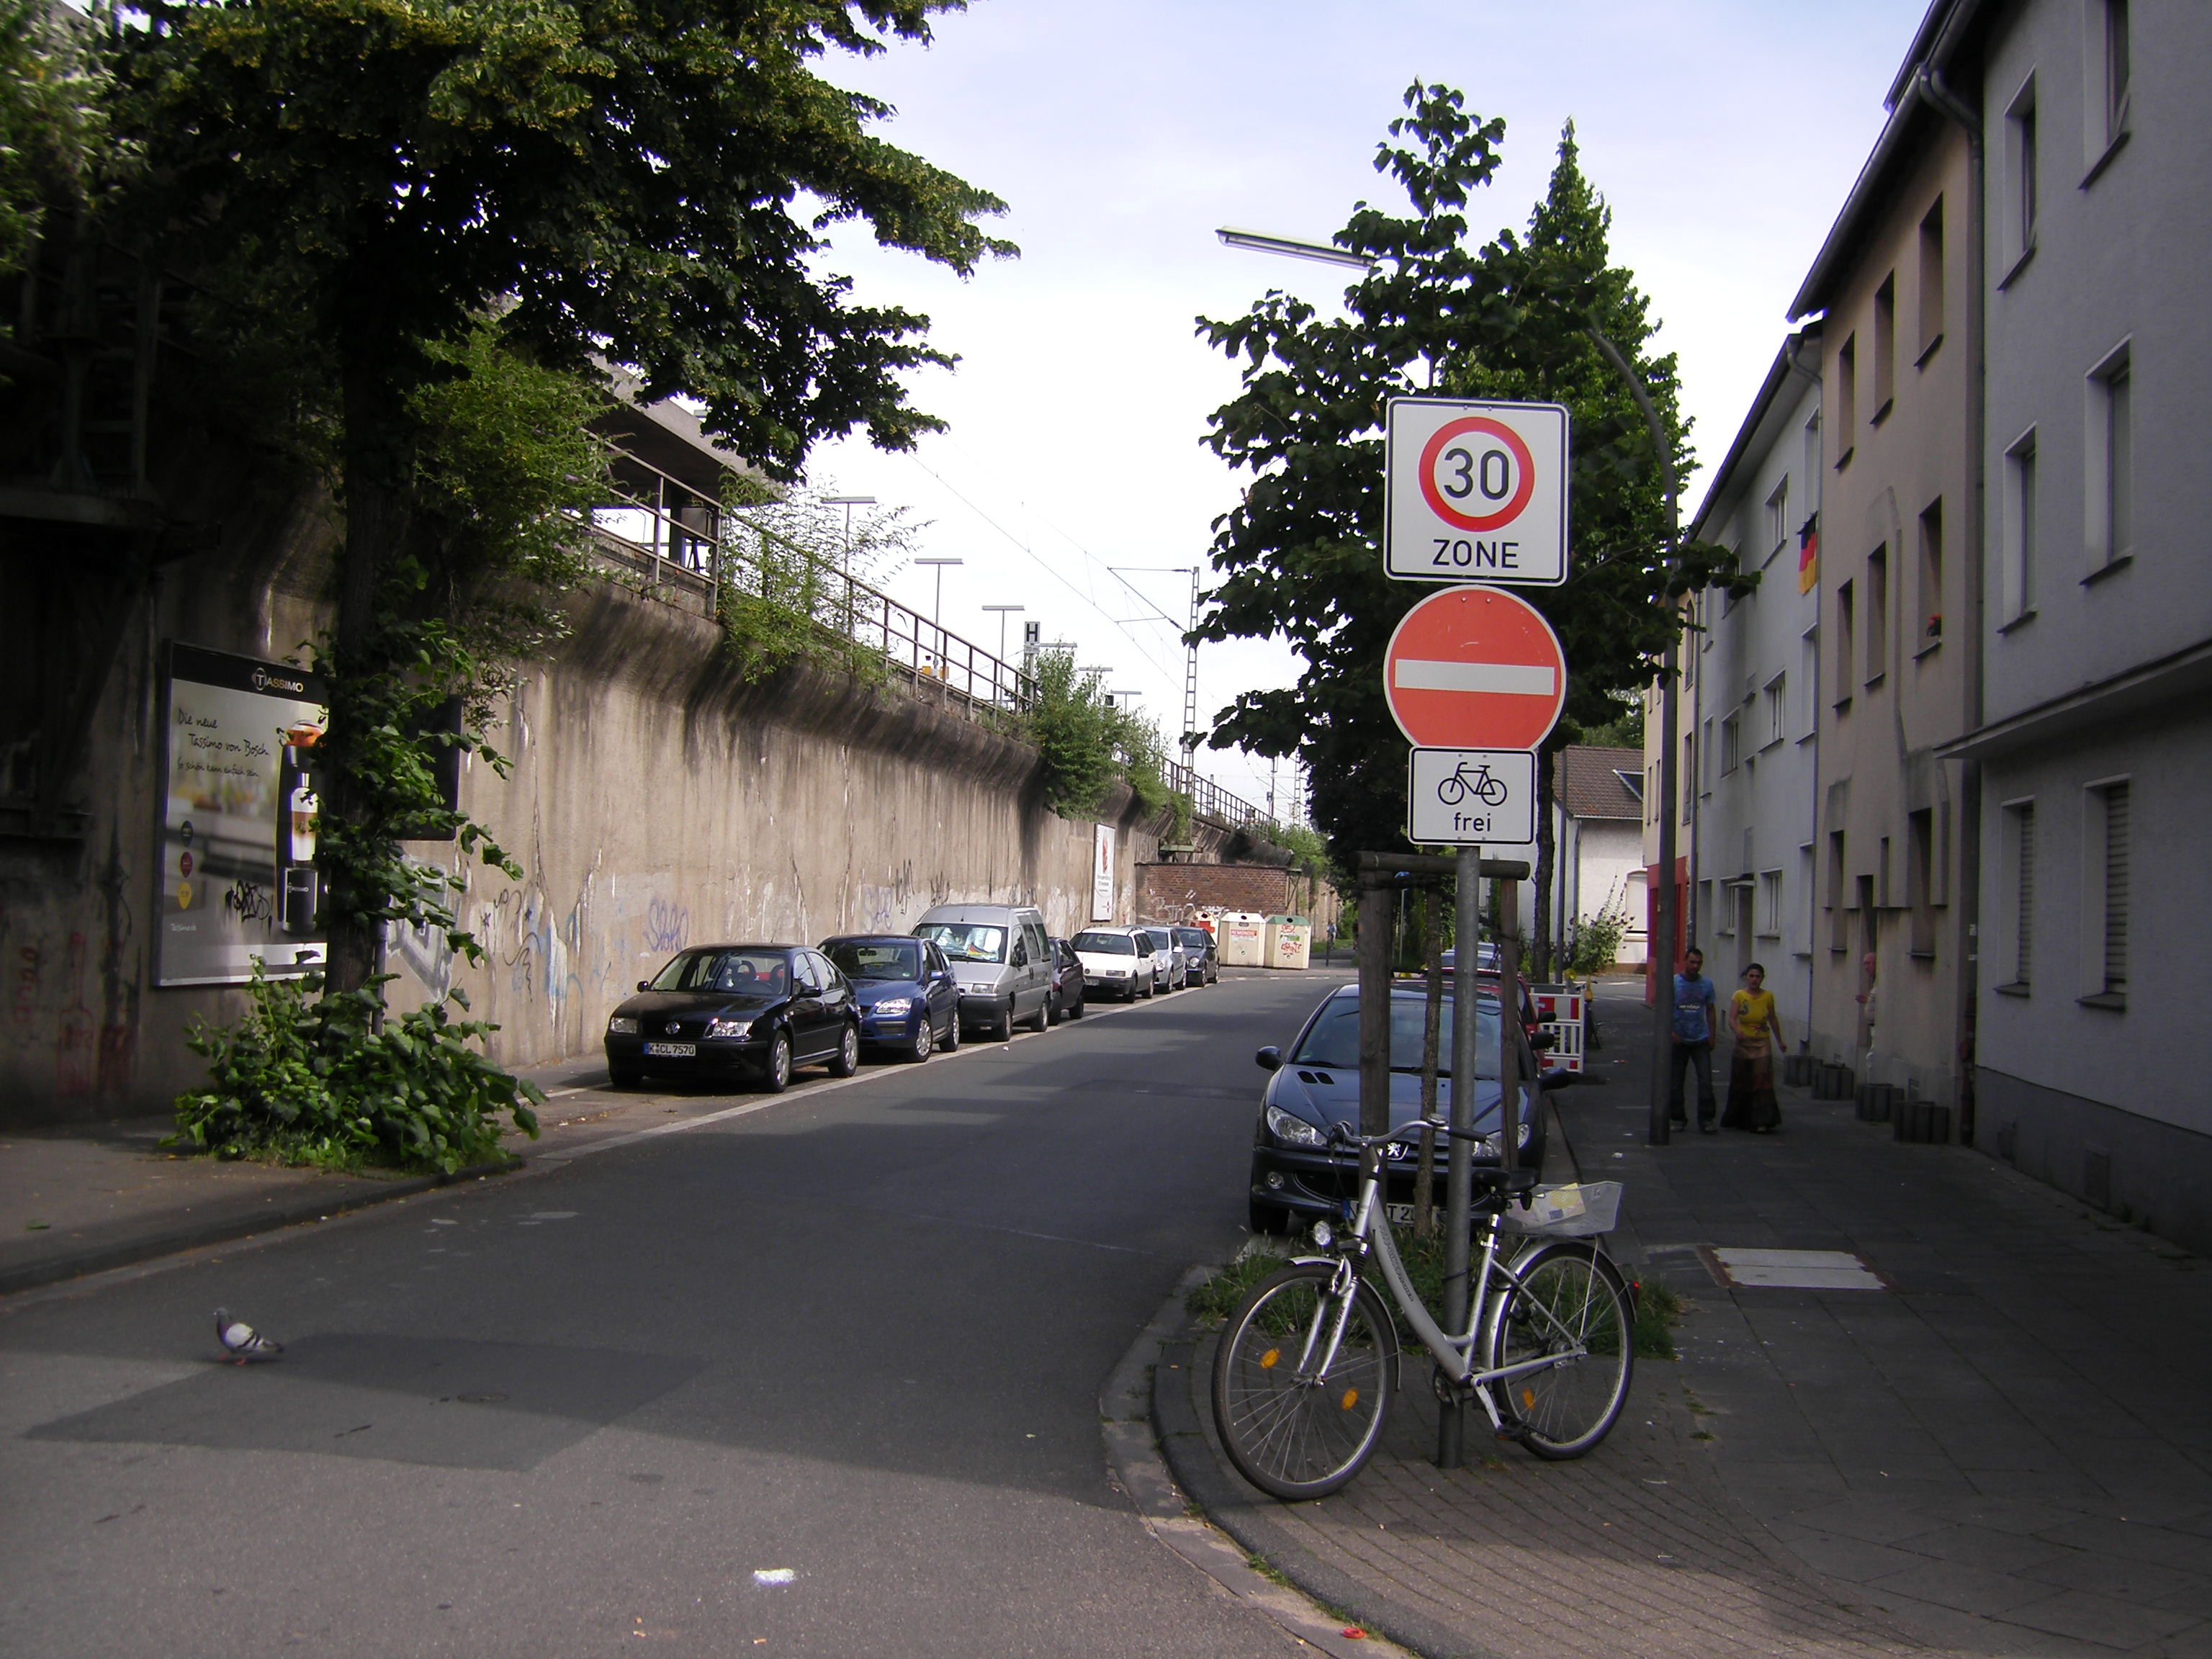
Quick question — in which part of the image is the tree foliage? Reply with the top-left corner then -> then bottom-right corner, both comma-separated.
0,0 -> 117,274
1193,86 -> 1743,883
1023,649 -> 1171,819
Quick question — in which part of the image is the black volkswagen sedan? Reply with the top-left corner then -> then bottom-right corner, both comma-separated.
604,944 -> 861,1094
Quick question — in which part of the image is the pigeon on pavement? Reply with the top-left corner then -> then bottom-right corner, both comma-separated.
214,1308 -> 283,1364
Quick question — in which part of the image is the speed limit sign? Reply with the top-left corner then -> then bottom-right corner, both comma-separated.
1384,397 -> 1568,585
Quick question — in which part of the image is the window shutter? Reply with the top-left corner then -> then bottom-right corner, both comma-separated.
2103,784 -> 2129,992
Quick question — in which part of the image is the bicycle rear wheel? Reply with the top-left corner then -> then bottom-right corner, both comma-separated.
1212,1263 -> 1395,1500
1480,1241 -> 1633,1460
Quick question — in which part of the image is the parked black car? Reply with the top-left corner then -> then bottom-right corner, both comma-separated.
1047,937 -> 1087,1024
1244,982 -> 1567,1235
821,934 -> 961,1062
604,944 -> 861,1094
1172,925 -> 1219,986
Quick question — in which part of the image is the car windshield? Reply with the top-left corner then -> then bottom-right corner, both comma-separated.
1175,930 -> 1210,948
917,922 -> 1006,963
1288,995 -> 1501,1077
826,940 -> 920,981
1073,932 -> 1136,956
649,950 -> 790,1000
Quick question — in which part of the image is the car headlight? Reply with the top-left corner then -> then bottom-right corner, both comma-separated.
607,1017 -> 639,1035
704,1017 -> 751,1040
1478,1121 -> 1535,1156
1266,1105 -> 1328,1148
871,998 -> 912,1017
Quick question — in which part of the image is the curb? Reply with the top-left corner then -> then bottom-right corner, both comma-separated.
1151,1320 -> 1504,1659
0,1156 -> 519,1300
1100,1272 -> 1416,1659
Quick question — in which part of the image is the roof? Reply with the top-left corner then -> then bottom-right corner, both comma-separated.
1788,0 -> 1992,321
1554,747 -> 1645,822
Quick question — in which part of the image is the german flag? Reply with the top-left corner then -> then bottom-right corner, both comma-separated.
1797,515 -> 1820,595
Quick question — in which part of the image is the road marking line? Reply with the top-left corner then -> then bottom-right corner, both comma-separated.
1393,659 -> 1555,696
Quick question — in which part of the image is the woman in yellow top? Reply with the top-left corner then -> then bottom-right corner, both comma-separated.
1722,963 -> 1784,1133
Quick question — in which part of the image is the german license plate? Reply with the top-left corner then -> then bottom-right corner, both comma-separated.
1384,1202 -> 1443,1227
642,1041 -> 695,1058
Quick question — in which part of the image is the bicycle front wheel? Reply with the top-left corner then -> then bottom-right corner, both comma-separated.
1480,1241 -> 1633,1460
1212,1263 -> 1396,1500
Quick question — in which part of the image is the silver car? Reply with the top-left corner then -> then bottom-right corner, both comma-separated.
1134,926 -> 1183,994
913,903 -> 1054,1040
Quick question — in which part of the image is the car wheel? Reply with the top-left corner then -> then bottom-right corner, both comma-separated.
1046,991 -> 1063,1027
608,1061 -> 642,1089
1068,990 -> 1084,1019
1024,994 -> 1051,1033
992,999 -> 1015,1042
758,1031 -> 792,1094
907,1018 -> 933,1064
1248,1197 -> 1292,1236
827,1024 -> 860,1077
938,1012 -> 961,1053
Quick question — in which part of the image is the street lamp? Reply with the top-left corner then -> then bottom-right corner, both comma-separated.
979,603 -> 1024,662
1215,227 -> 1375,269
913,557 -> 962,626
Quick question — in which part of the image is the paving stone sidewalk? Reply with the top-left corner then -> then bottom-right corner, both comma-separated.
1160,979 -> 2212,1659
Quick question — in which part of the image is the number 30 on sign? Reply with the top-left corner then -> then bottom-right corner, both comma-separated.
1384,398 -> 1568,586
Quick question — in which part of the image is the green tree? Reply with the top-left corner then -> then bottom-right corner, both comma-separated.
0,0 -> 115,275
1192,86 -> 1741,973
111,0 -> 1014,994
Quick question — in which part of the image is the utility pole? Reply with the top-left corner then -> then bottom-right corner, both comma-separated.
1107,564 -> 1200,767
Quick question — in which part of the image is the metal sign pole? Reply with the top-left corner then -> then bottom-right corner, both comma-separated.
1438,845 -> 1482,1470
1496,874 -> 1521,1174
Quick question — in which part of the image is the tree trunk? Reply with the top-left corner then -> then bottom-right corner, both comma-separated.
320,351 -> 411,999
1531,744 -> 1557,982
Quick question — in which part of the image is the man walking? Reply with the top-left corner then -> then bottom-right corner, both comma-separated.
1669,947 -> 1719,1134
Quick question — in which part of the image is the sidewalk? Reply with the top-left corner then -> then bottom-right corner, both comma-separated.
0,1053 -> 670,1297
1158,977 -> 2212,1658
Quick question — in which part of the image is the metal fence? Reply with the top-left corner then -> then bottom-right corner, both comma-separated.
581,438 -> 1272,827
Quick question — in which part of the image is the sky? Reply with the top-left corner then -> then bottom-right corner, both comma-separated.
804,0 -> 1932,818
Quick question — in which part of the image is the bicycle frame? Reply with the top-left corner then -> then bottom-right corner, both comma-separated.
1300,1148 -> 1595,1434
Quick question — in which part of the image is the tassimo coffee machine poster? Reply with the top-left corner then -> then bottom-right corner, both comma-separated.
156,643 -> 330,987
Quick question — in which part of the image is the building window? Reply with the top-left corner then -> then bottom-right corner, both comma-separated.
1720,712 -> 1740,775
1646,763 -> 1658,824
1803,409 -> 1823,495
1614,769 -> 1642,805
1835,336 -> 1856,463
1871,275 -> 1897,419
1705,879 -> 1725,937
1917,199 -> 1944,358
1765,477 -> 1790,562
2002,799 -> 2036,989
1762,675 -> 1786,747
1835,581 -> 1855,706
2088,347 -> 2133,571
2006,78 -> 2038,262
1757,871 -> 1784,938
2002,431 -> 2038,621
1866,547 -> 1888,684
1879,835 -> 1894,909
1907,809 -> 1937,958
1681,734 -> 1694,823
1827,830 -> 1849,951
2086,780 -> 2129,1003
2093,0 -> 2131,153
1917,500 -> 1944,648
1797,844 -> 1815,956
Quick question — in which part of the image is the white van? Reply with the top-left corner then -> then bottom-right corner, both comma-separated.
913,903 -> 1053,1041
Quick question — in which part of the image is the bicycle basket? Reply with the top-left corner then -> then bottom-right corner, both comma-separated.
1498,1180 -> 1622,1237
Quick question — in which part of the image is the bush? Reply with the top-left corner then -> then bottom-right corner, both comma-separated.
1564,908 -> 1631,976
170,968 -> 541,1174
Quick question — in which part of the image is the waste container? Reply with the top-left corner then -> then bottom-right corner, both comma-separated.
1264,914 -> 1310,971
1217,912 -> 1267,967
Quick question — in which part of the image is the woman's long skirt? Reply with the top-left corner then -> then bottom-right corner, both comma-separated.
1724,1040 -> 1781,1131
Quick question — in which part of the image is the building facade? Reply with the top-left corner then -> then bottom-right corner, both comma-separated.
1547,746 -> 1646,970
1934,0 -> 2212,1248
1686,329 -> 1825,1044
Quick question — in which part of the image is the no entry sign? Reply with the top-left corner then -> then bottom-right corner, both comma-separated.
1383,584 -> 1566,750
1385,397 -> 1568,585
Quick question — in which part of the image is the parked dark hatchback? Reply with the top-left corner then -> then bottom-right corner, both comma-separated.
604,944 -> 861,1094
820,933 -> 960,1062
1172,926 -> 1220,986
1245,983 -> 1564,1235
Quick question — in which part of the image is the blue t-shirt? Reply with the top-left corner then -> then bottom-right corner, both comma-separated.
1672,974 -> 1717,1043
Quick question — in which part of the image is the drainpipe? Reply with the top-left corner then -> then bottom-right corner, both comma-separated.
1914,63 -> 1985,1143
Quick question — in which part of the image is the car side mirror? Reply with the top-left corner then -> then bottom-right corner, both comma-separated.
636,980 -> 652,992
796,980 -> 820,998
1254,1046 -> 1282,1071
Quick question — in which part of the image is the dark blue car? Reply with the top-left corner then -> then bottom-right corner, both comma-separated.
821,935 -> 961,1064
1246,982 -> 1560,1235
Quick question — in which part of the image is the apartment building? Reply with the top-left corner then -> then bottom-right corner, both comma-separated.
1686,328 -> 1825,1043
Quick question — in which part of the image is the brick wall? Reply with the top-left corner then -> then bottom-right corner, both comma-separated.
1136,862 -> 1305,921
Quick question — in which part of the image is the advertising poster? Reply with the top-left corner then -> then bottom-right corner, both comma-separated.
156,644 -> 330,987
1092,824 -> 1115,922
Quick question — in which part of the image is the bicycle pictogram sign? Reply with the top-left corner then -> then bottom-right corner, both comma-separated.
1407,748 -> 1536,847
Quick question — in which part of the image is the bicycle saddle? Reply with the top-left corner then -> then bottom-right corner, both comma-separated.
1470,1167 -> 1540,1195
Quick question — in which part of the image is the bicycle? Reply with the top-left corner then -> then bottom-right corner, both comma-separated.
1434,760 -> 1509,806
1210,1125 -> 1633,1499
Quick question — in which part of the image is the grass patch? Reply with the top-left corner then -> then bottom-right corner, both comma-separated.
1635,1281 -> 1686,1359
1186,1241 -> 1293,1323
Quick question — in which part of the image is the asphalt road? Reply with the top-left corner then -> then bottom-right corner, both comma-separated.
0,971 -> 1349,1658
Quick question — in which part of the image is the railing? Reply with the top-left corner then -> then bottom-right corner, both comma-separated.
579,436 -> 1274,824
